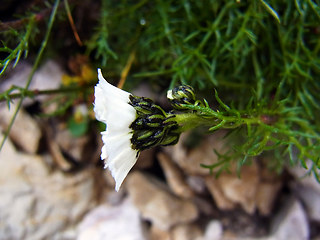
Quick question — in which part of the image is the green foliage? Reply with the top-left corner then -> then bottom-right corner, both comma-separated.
91,0 -> 320,177
0,17 -> 36,76
0,0 -> 60,151
86,0 -> 118,66
0,85 -> 35,109
170,85 -> 320,179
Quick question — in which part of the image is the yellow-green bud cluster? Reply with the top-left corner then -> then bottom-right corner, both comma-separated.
167,85 -> 196,110
129,95 -> 179,151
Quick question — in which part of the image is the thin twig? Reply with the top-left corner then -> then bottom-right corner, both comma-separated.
64,0 -> 83,46
118,50 -> 136,89
0,84 -> 94,102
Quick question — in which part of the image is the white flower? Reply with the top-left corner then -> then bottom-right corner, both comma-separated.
94,68 -> 138,191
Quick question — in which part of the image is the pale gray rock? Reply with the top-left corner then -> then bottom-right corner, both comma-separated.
202,220 -> 223,240
77,199 -> 147,240
126,171 -> 199,230
157,152 -> 194,198
171,223 -> 203,240
150,226 -> 171,240
205,162 -> 281,215
290,161 -> 320,222
255,167 -> 283,216
0,102 -> 41,153
205,163 -> 260,213
186,175 -> 207,194
205,175 -> 236,210
269,196 -> 309,240
31,60 -> 63,92
216,163 -> 260,214
289,160 -> 320,192
166,131 -> 228,176
255,181 -> 282,216
0,133 -> 101,240
292,183 -> 320,222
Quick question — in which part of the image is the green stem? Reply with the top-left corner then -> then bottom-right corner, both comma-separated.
169,109 -> 261,133
169,112 -> 213,132
0,0 -> 60,151
0,84 -> 94,102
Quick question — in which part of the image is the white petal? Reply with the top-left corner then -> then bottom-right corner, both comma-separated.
167,89 -> 173,99
107,148 -> 138,191
102,132 -> 131,162
94,69 -> 135,125
94,68 -> 139,191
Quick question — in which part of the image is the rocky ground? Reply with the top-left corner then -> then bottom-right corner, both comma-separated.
0,61 -> 319,240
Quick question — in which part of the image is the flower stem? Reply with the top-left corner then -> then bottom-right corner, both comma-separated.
169,112 -> 213,132
169,107 -> 262,133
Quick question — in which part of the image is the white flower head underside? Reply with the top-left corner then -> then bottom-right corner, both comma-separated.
94,68 -> 138,191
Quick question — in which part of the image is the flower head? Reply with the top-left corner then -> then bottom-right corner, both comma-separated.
94,69 -> 180,191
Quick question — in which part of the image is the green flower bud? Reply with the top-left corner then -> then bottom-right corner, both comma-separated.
129,95 -> 180,151
167,85 -> 196,110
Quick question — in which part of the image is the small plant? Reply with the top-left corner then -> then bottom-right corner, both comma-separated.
1,0 -> 319,182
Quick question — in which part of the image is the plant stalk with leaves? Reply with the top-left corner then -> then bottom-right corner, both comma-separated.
1,0 -> 320,182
